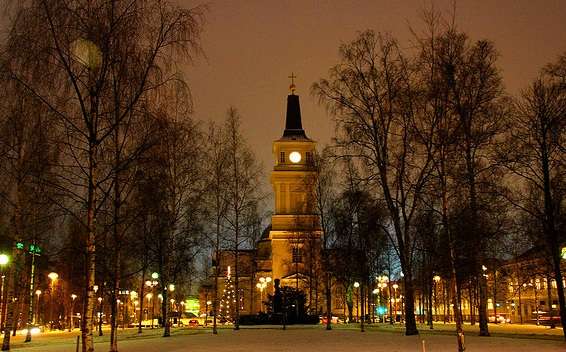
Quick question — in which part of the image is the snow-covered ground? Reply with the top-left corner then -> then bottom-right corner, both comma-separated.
10,325 -> 566,351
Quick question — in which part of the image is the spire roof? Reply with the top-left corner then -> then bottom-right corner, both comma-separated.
282,74 -> 309,140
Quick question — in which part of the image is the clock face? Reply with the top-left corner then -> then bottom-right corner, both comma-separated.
289,151 -> 301,163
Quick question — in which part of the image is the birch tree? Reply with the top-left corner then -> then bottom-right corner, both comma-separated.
2,1 -> 204,350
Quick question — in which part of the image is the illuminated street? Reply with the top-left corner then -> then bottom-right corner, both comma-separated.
8,325 -> 566,352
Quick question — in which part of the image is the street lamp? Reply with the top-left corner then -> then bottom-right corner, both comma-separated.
256,277 -> 272,313
432,276 -> 440,321
69,294 -> 77,331
354,282 -> 360,322
97,296 -> 103,332
48,272 -> 58,329
392,283 -> 399,323
145,280 -> 158,329
34,290 -> 41,324
0,254 -> 8,266
0,254 -> 9,330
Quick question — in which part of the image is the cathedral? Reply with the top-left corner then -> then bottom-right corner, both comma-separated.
200,82 -> 341,317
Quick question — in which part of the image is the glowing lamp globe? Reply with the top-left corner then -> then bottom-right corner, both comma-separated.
0,254 -> 8,266
289,151 -> 301,163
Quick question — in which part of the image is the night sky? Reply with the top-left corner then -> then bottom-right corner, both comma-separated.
183,0 -> 566,185
2,0 -> 565,187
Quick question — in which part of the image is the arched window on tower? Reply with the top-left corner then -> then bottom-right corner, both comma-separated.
280,151 -> 285,164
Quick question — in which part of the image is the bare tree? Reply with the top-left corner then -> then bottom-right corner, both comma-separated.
1,1 -> 204,350
501,59 -> 566,339
308,148 -> 337,330
223,107 -> 263,330
313,30 -> 435,335
203,122 -> 230,334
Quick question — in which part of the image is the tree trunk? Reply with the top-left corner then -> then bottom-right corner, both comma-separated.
325,271 -> 332,330
360,282 -> 365,332
81,139 -> 97,352
109,284 -> 119,351
403,274 -> 418,335
161,287 -> 170,337
427,277 -> 433,329
1,262 -> 15,351
138,269 -> 145,334
478,273 -> 490,336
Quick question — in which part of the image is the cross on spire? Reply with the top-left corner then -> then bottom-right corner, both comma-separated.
288,72 -> 297,94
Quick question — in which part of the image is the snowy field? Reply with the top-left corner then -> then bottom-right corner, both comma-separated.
9,325 -> 566,352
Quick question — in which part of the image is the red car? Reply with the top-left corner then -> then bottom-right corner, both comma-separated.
188,319 -> 199,328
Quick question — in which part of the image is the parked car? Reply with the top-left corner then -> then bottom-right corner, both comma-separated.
188,319 -> 199,328
320,316 -> 341,325
488,314 -> 511,323
537,314 -> 562,327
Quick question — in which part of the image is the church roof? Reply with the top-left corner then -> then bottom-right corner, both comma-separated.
281,93 -> 310,140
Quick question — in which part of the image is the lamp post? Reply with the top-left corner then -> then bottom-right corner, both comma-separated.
433,276 -> 440,322
372,288 -> 378,323
146,275 -> 159,329
48,272 -> 58,330
392,283 -> 399,323
130,291 -> 138,326
69,294 -> 77,331
205,301 -> 210,326
34,290 -> 41,324
0,254 -> 9,330
97,296 -> 103,335
353,282 -> 360,322
256,277 -> 272,313
376,275 -> 388,323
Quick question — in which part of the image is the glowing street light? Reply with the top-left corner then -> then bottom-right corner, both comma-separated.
34,290 -> 42,324
0,254 -> 9,266
0,254 -> 9,329
256,277 -> 272,313
69,294 -> 77,331
48,272 -> 59,329
151,272 -> 159,280
353,282 -> 360,322
392,283 -> 399,323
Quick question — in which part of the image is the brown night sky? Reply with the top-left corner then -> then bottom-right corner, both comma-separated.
2,0 -> 566,188
182,0 -> 566,184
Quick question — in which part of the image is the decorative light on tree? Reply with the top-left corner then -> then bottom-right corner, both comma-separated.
219,266 -> 236,323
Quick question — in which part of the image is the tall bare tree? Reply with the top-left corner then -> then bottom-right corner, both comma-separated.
2,1 -> 204,350
204,122 -> 230,334
501,57 -> 566,339
313,30 -> 435,335
223,107 -> 263,330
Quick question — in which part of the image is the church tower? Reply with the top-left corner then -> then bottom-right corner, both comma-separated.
269,79 -> 321,286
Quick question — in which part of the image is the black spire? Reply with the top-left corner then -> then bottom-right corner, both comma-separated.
282,73 -> 308,139
283,94 -> 307,138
